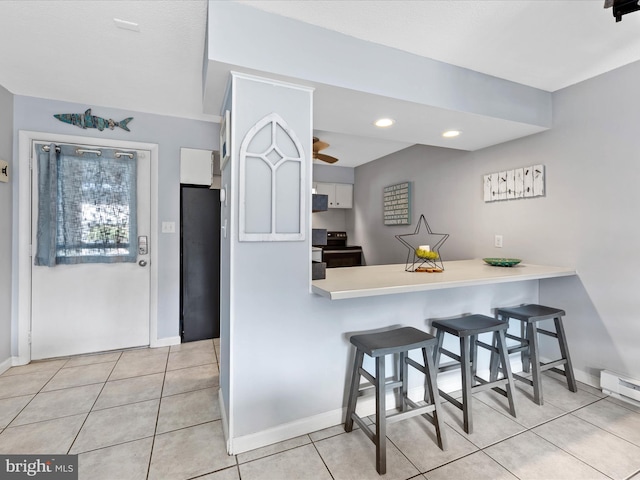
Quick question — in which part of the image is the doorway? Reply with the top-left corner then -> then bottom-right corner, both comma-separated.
30,142 -> 152,359
17,131 -> 159,365
180,185 -> 221,342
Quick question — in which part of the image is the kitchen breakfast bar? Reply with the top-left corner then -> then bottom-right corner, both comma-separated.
312,259 -> 576,300
312,259 -> 578,474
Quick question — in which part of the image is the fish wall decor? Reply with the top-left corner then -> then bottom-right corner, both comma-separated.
54,109 -> 133,132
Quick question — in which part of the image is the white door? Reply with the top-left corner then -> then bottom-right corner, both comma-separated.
30,143 -> 151,359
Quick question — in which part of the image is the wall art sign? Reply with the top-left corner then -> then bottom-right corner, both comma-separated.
384,181 -> 411,225
483,164 -> 544,202
53,108 -> 133,132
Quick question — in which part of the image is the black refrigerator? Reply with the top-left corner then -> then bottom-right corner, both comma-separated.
180,185 -> 221,342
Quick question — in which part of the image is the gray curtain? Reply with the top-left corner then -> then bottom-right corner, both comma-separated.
34,144 -> 138,266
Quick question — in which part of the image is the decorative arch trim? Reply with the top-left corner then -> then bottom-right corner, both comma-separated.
239,113 -> 306,241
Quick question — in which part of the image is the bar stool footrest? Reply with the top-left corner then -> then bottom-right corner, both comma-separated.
387,403 -> 437,424
470,377 -> 509,394
439,390 -> 463,411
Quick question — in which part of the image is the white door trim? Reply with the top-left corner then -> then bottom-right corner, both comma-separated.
17,130 -> 160,365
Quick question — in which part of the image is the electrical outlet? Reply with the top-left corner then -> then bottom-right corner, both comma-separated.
494,234 -> 503,248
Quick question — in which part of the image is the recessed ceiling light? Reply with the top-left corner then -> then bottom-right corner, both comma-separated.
374,118 -> 395,128
114,18 -> 140,32
442,130 -> 461,138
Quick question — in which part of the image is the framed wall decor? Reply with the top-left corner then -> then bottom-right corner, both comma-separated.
383,181 -> 411,225
483,164 -> 544,202
219,110 -> 231,169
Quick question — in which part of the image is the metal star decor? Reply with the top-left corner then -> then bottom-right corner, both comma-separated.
395,214 -> 449,272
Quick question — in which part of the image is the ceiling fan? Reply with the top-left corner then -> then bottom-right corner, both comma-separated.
313,137 -> 339,164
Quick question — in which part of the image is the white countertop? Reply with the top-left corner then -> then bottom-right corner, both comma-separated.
311,259 -> 576,300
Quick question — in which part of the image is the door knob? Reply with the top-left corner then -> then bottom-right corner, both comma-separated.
138,260 -> 147,267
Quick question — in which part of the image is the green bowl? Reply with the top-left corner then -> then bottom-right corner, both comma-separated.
483,258 -> 522,267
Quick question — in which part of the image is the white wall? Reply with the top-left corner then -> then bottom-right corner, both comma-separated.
471,60 -> 640,383
354,59 -> 640,383
11,96 -> 218,354
0,84 -> 13,368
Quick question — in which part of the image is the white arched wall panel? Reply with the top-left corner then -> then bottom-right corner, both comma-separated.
239,113 -> 305,241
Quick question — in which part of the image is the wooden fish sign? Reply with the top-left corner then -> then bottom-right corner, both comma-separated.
54,108 -> 133,132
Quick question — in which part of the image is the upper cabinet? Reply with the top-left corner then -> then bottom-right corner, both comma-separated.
315,182 -> 353,209
180,148 -> 221,189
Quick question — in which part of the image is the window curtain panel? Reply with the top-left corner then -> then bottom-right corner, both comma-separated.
34,144 -> 138,266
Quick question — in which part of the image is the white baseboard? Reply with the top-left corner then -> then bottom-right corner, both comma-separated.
150,336 -> 181,348
574,369 -> 600,389
0,356 -> 13,375
226,357 -> 595,455
230,406 -> 344,455
218,389 -> 231,454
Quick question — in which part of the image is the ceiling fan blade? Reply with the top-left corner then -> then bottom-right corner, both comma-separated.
314,153 -> 339,164
313,139 -> 330,152
604,0 -> 614,8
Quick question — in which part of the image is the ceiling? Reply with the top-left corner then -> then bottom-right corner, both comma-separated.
1,0 -> 640,167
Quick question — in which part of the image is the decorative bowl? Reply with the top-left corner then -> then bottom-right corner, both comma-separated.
483,258 -> 522,267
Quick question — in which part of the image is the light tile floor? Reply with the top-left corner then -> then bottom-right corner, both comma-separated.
1,340 -> 640,480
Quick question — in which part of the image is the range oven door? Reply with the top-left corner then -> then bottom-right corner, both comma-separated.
323,248 -> 363,268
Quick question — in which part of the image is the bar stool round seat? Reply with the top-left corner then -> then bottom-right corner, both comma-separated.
494,304 -> 577,405
432,314 -> 517,434
344,326 -> 447,475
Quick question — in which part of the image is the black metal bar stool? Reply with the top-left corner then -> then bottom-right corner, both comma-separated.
493,304 -> 577,405
344,326 -> 447,475
432,314 -> 517,434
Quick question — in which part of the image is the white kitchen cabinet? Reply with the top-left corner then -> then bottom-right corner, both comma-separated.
180,148 -> 221,188
315,182 -> 353,209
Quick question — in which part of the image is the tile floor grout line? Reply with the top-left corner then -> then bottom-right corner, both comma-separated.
417,428 -> 484,476
66,357 -> 120,455
101,369 -> 165,384
145,348 -> 170,480
61,352 -> 123,369
309,436 -> 336,480
6,409 -> 97,431
472,449 -> 523,480
564,407 -> 640,449
165,360 -> 218,373
67,434 -> 156,457
385,430 -> 425,476
0,361 -> 68,379
235,437 -> 312,466
1,355 -> 121,430
159,383 -> 218,400
184,465 -> 240,480
625,466 -> 640,480
1,392 -> 42,430
528,426 -> 617,480
603,396 -> 640,415
91,395 -> 164,413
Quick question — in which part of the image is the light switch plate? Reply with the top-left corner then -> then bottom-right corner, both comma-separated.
0,159 -> 8,183
162,221 -> 176,233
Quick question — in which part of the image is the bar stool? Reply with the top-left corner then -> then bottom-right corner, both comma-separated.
493,304 -> 577,405
432,314 -> 517,434
344,327 -> 447,475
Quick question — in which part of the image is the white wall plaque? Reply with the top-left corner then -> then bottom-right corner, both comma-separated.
483,164 -> 545,202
